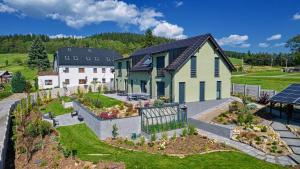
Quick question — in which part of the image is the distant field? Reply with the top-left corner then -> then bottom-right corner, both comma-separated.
229,57 -> 242,66
232,66 -> 300,91
0,53 -> 53,81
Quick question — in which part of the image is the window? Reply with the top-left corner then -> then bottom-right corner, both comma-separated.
102,68 -> 106,73
111,78 -> 114,82
190,56 -> 197,77
64,79 -> 70,85
102,78 -> 106,83
215,57 -> 220,77
199,81 -> 205,101
156,56 -> 165,77
118,62 -> 122,76
216,81 -> 221,100
65,56 -> 70,60
79,79 -> 86,84
64,67 -> 69,73
93,68 -> 97,73
45,80 -> 52,85
79,68 -> 85,73
93,78 -> 98,82
73,56 -> 78,60
126,61 -> 130,75
140,80 -> 147,93
157,82 -> 165,98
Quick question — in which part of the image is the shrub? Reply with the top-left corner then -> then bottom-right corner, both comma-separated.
39,121 -> 52,136
153,99 -> 164,107
258,93 -> 269,105
112,124 -> 119,139
244,113 -> 253,124
188,124 -> 198,135
5,59 -> 8,67
124,138 -> 135,146
181,128 -> 188,137
139,136 -> 145,145
13,58 -> 23,65
88,86 -> 92,93
151,132 -> 157,142
171,132 -> 177,140
11,71 -> 26,93
161,132 -> 168,141
261,126 -> 268,132
25,122 -> 40,137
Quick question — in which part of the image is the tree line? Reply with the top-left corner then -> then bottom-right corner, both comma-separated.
0,32 -> 171,55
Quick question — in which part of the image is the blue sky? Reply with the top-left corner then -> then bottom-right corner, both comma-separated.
0,0 -> 299,53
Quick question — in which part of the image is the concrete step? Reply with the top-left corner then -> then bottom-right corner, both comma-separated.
282,138 -> 300,147
289,154 -> 300,164
277,131 -> 298,139
271,122 -> 288,131
290,146 -> 300,155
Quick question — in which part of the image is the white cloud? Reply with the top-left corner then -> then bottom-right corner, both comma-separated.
258,42 -> 269,48
174,1 -> 183,7
1,0 -> 186,39
153,21 -> 187,39
217,34 -> 250,48
274,42 -> 286,47
0,3 -> 16,13
293,13 -> 300,20
266,34 -> 281,41
49,34 -> 85,39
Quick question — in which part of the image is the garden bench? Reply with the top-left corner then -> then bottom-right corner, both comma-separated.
78,115 -> 84,121
53,119 -> 59,127
71,111 -> 78,118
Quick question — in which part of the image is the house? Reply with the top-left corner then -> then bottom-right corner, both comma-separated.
38,47 -> 122,89
114,34 -> 235,103
0,70 -> 12,84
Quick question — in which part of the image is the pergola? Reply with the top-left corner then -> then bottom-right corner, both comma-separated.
140,103 -> 187,134
269,84 -> 300,124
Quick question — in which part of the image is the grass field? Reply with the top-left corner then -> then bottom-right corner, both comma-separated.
229,57 -> 243,66
0,53 -> 53,81
57,124 -> 286,169
83,92 -> 123,107
43,99 -> 73,116
0,84 -> 12,101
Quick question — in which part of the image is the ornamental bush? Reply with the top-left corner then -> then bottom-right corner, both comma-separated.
11,71 -> 26,93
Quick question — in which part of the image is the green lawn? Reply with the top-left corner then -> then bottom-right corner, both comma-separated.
57,124 -> 286,169
0,53 -> 53,81
83,92 -> 123,107
43,99 -> 73,116
232,75 -> 300,91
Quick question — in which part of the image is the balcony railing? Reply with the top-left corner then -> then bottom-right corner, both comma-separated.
157,68 -> 164,77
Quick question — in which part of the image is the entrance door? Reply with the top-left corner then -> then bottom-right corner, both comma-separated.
216,81 -> 221,100
130,80 -> 133,93
200,81 -> 205,102
179,82 -> 185,104
124,79 -> 128,93
156,82 -> 165,98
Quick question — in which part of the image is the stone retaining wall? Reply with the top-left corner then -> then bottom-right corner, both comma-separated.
73,101 -> 141,140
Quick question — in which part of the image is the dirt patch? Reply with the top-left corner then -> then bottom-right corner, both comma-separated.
106,134 -> 233,156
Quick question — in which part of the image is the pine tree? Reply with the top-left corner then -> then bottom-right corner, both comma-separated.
11,71 -> 26,93
142,29 -> 155,48
28,37 -> 50,70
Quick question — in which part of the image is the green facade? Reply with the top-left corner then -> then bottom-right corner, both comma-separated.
115,40 -> 232,103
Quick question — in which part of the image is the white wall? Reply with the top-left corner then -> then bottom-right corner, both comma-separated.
58,66 -> 114,87
38,75 -> 59,89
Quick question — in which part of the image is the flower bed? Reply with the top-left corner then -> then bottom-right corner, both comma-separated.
106,134 -> 232,156
232,125 -> 290,156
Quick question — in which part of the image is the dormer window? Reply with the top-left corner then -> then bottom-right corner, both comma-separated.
106,57 -> 111,62
86,56 -> 91,61
95,57 -> 99,61
67,48 -> 71,52
73,56 -> 78,60
65,56 -> 70,60
88,48 -> 92,52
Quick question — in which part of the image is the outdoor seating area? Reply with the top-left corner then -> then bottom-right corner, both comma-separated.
127,93 -> 150,101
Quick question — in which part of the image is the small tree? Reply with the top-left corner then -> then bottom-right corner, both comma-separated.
143,29 -> 155,48
5,60 -> 8,67
24,81 -> 32,96
112,124 -> 119,139
34,77 -> 39,91
11,71 -> 26,93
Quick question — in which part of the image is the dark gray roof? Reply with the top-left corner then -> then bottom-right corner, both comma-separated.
56,47 -> 122,66
130,54 -> 152,72
269,84 -> 300,105
130,33 -> 235,72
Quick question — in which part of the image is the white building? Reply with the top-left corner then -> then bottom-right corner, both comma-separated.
38,47 -> 122,89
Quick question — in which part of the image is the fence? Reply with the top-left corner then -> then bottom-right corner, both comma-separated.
231,83 -> 277,100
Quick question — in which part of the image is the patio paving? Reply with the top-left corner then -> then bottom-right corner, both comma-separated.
54,113 -> 83,127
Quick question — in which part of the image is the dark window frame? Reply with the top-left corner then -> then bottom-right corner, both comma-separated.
215,57 -> 220,77
190,56 -> 197,78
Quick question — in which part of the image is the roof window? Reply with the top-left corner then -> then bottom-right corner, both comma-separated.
65,56 -> 70,60
86,56 -> 91,61
73,56 -> 78,60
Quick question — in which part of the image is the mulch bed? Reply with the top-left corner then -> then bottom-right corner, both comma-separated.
106,134 -> 233,156
15,133 -> 125,169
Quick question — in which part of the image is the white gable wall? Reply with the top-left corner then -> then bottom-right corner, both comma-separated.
38,75 -> 59,89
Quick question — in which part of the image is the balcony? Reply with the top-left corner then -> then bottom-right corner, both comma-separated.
157,68 -> 165,77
